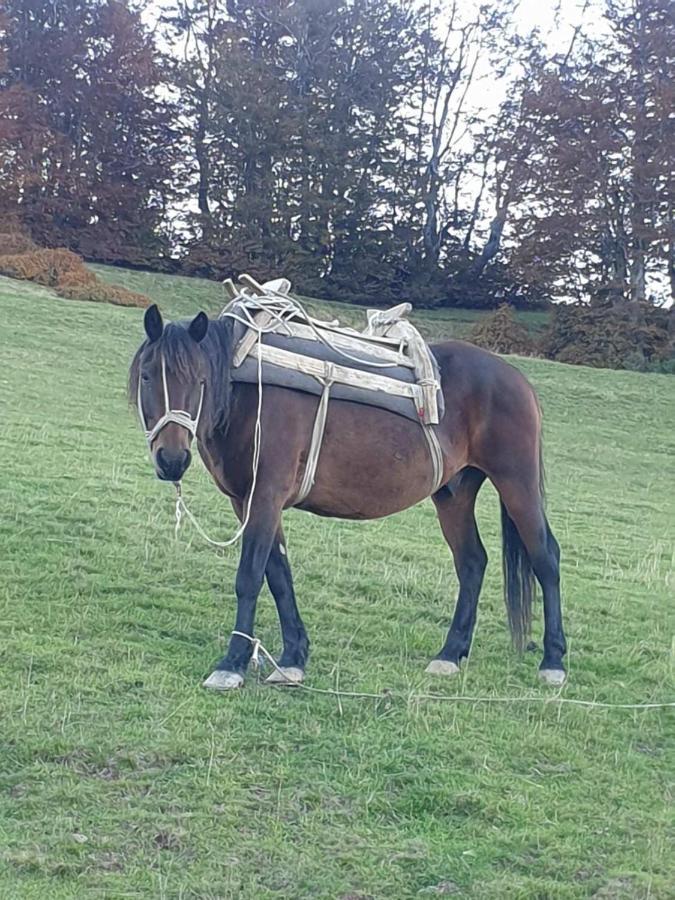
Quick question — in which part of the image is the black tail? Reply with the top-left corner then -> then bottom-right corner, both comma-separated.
500,441 -> 544,650
500,503 -> 535,651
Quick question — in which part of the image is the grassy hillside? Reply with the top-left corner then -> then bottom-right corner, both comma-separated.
90,263 -> 552,340
0,270 -> 673,899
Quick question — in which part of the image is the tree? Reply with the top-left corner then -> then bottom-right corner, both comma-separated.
504,0 -> 674,307
0,0 -> 176,264
165,0 -> 427,302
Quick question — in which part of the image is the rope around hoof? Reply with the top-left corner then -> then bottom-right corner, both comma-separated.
230,632 -> 675,711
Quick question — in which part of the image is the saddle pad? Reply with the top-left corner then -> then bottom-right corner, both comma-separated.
230,326 -> 444,424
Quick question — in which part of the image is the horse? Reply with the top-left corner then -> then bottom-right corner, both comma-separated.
129,303 -> 567,691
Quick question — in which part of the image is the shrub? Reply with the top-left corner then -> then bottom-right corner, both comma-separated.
469,304 -> 537,355
0,249 -> 93,286
0,247 -> 149,308
0,230 -> 39,255
57,281 -> 149,307
540,303 -> 673,370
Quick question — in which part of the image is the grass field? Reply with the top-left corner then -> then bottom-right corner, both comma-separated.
0,268 -> 673,899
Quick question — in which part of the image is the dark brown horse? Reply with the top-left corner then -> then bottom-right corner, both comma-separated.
129,304 -> 567,690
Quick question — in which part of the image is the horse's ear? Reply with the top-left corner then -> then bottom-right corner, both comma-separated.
188,311 -> 209,344
144,304 -> 163,343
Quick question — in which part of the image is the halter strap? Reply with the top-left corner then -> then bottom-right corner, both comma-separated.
137,352 -> 204,447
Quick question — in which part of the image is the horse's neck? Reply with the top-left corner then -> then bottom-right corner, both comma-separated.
199,381 -> 254,501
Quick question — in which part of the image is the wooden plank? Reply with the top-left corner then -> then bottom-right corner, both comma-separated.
307,322 -> 405,348
369,319 -> 440,424
238,273 -> 267,295
253,343 -> 424,407
222,279 -> 238,301
232,310 -> 277,367
274,321 -> 413,366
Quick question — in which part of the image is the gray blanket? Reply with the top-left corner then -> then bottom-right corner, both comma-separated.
231,328 -> 444,424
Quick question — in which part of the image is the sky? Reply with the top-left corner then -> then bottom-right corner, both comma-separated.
145,0 -> 603,56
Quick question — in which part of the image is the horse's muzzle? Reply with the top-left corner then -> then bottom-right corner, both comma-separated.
155,447 -> 191,482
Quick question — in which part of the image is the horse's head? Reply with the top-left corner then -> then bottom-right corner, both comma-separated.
130,304 -> 210,482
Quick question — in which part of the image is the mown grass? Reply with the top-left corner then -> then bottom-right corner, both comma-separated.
0,270 -> 673,899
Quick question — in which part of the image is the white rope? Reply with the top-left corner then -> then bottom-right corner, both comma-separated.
221,288 -> 407,368
174,327 -> 265,549
295,364 -> 335,504
230,632 -> 675,711
138,352 -> 204,447
232,630 -> 262,668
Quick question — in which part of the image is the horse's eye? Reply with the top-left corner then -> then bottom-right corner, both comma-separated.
141,373 -> 150,383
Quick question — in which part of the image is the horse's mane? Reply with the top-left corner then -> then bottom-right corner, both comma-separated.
128,316 -> 234,435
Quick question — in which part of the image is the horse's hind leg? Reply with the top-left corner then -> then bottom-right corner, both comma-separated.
492,472 -> 567,684
426,467 -> 487,676
264,526 -> 310,685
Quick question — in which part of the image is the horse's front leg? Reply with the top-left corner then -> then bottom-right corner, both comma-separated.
264,526 -> 309,685
203,499 -> 281,691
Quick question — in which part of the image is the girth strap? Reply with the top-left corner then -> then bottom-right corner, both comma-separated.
423,424 -> 445,495
294,363 -> 445,506
295,363 -> 335,504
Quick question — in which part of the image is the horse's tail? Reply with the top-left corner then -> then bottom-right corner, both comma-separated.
500,439 -> 544,651
501,502 -> 535,651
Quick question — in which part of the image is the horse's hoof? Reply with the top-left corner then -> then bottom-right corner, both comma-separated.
425,659 -> 460,677
539,668 -> 566,686
266,666 -> 304,685
203,670 -> 244,691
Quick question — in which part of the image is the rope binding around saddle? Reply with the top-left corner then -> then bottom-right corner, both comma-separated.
171,272 -> 445,548
219,273 -> 445,505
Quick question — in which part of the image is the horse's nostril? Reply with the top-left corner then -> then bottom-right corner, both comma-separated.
156,448 -> 191,481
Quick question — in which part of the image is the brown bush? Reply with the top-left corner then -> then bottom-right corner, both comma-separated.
0,248 -> 89,286
0,247 -> 149,308
469,304 -> 537,356
0,230 -> 39,255
541,303 -> 673,370
58,281 -> 150,307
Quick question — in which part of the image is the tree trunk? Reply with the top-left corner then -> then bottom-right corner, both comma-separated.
629,2 -> 648,305
195,93 -> 211,220
469,204 -> 507,277
669,205 -> 675,305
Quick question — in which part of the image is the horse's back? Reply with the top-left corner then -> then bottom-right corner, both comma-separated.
432,339 -> 538,410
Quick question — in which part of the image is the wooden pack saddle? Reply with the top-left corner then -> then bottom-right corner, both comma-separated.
220,274 -> 444,426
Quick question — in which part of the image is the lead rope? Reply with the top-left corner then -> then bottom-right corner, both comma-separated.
227,631 -> 675,709
173,325 -> 265,549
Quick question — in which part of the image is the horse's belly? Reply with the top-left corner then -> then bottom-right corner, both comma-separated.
298,403 -> 442,520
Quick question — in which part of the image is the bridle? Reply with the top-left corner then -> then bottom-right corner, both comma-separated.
137,352 -> 204,447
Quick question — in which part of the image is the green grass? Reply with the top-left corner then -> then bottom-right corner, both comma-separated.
0,269 -> 673,899
89,264 -> 551,340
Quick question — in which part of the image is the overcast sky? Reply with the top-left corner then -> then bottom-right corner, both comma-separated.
145,0 -> 603,55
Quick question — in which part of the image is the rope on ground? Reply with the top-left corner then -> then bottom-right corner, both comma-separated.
231,631 -> 675,712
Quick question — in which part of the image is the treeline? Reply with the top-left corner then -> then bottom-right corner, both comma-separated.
0,0 -> 672,308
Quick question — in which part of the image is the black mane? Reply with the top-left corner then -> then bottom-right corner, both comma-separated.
128,315 -> 234,435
